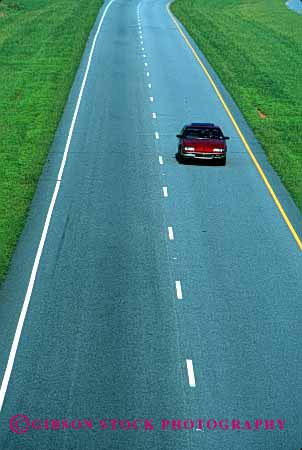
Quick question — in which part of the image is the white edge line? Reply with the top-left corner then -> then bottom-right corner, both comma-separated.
175,280 -> 182,299
168,226 -> 174,240
186,359 -> 196,387
59,0 -> 114,180
0,0 -> 116,413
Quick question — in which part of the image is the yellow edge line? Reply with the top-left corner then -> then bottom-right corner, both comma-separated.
167,2 -> 302,251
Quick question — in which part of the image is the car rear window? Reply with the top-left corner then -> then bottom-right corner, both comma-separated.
183,128 -> 223,139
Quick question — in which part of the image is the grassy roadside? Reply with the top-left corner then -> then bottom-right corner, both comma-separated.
170,0 -> 302,210
0,0 -> 103,283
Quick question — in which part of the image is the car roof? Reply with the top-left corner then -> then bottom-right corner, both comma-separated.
186,122 -> 216,128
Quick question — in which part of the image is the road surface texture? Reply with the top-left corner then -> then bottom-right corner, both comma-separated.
0,0 -> 301,449
286,0 -> 302,14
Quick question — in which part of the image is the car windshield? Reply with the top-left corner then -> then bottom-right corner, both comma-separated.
183,127 -> 223,140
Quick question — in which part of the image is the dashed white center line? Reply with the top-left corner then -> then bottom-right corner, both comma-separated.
148,83 -> 152,88
144,62 -> 148,67
152,112 -> 157,119
141,40 -> 144,44
143,54 -> 146,58
146,71 -> 150,77
155,131 -> 159,139
186,359 -> 196,387
163,186 -> 168,197
149,96 -> 154,102
142,47 -> 144,50
168,226 -> 174,240
158,155 -> 163,164
175,280 -> 182,299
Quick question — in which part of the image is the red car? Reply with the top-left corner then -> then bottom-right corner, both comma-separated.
177,123 -> 229,166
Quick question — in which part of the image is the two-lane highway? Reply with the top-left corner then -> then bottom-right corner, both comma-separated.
0,0 -> 301,449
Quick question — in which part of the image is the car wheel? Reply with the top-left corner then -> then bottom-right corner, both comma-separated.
177,152 -> 185,164
218,157 -> 226,166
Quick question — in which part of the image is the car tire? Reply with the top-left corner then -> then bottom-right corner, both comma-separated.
218,157 -> 226,166
177,153 -> 185,164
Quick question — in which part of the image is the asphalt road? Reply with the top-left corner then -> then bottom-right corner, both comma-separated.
286,0 -> 302,14
0,0 -> 302,449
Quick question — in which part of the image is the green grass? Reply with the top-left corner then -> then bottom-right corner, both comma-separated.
171,0 -> 302,210
0,0 -> 103,283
